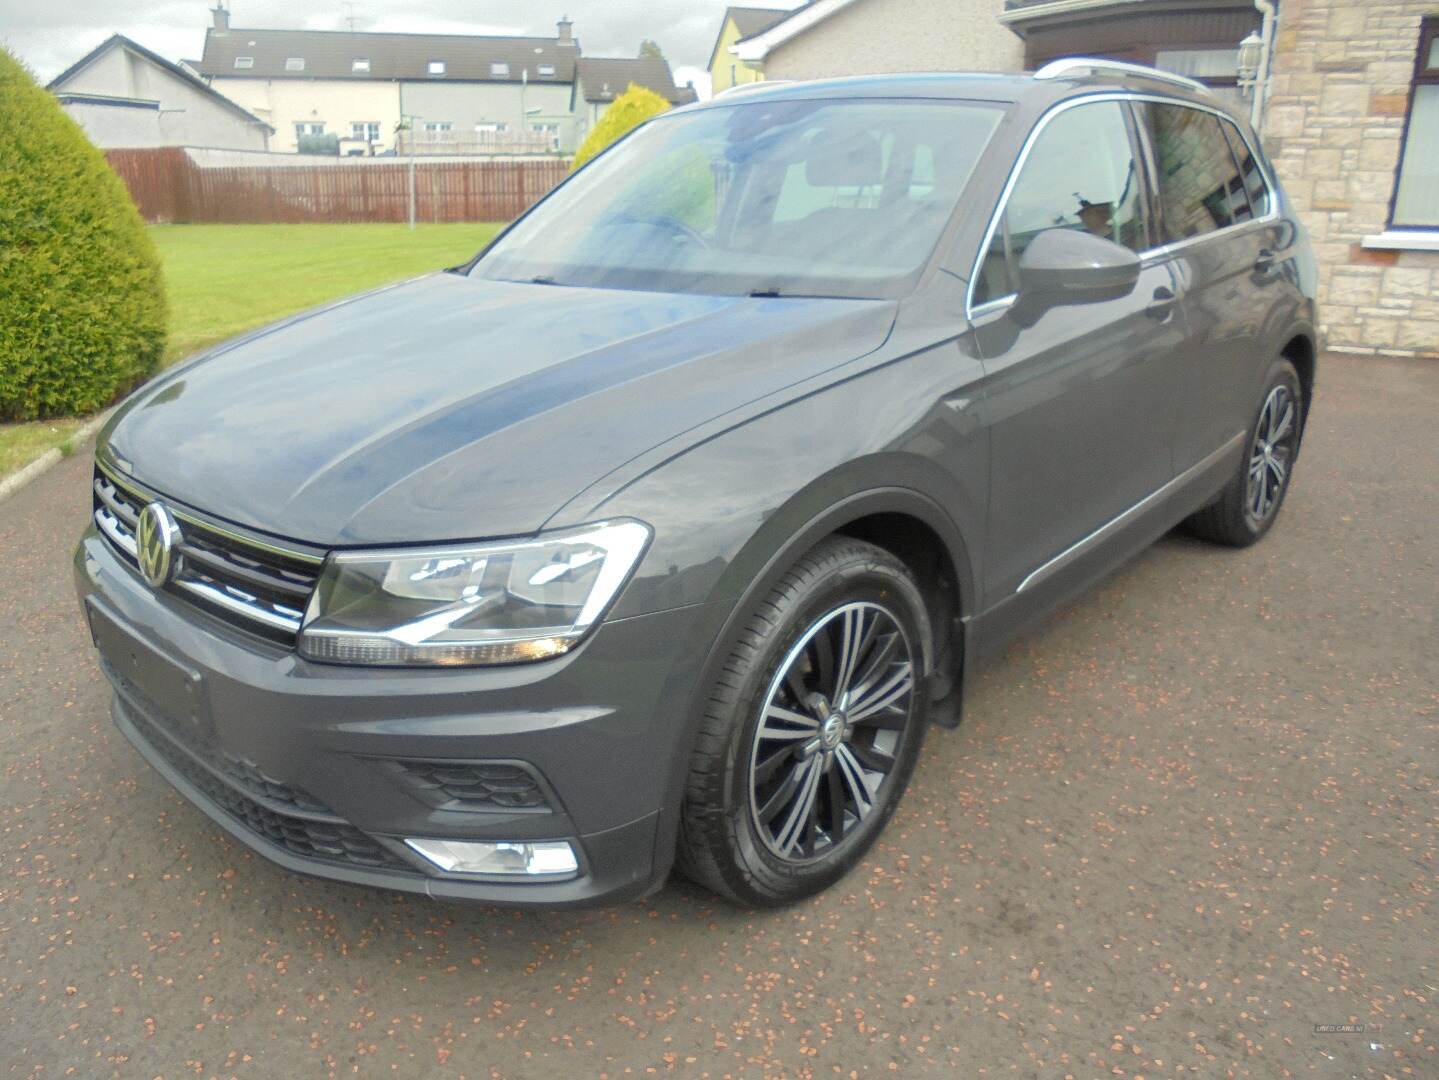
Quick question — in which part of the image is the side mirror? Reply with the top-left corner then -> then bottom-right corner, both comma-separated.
1013,229 -> 1141,320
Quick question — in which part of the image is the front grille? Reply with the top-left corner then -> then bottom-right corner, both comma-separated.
116,683 -> 414,875
387,759 -> 554,812
93,463 -> 322,644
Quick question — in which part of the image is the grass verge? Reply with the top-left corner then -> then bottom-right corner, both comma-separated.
0,418 -> 87,478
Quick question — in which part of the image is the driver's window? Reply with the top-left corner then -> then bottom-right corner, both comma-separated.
974,102 -> 1147,306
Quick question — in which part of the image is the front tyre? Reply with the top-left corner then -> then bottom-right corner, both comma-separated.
1186,358 -> 1305,547
676,537 -> 930,907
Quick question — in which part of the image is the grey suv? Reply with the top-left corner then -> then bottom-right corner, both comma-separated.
76,60 -> 1318,908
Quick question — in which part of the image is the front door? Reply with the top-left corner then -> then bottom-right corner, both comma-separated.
969,99 -> 1187,607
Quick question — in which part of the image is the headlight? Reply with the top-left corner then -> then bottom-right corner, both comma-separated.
298,520 -> 650,667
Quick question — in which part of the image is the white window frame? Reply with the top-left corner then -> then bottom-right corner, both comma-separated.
537,63 -> 556,78
234,56 -> 254,70
285,57 -> 305,72
1389,17 -> 1439,231
428,60 -> 446,76
490,62 -> 511,77
352,58 -> 370,73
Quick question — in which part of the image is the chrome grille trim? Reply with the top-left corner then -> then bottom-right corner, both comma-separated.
96,503 -> 139,557
174,579 -> 304,633
92,464 -> 320,642
95,457 -> 324,566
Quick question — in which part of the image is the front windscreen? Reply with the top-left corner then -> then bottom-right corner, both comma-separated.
471,97 -> 1004,298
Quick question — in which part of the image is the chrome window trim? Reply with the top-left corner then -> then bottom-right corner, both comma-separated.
95,456 -> 324,565
1016,430 -> 1245,593
964,92 -> 1279,321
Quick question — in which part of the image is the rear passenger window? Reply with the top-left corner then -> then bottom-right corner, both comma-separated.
974,102 -> 1146,306
1140,103 -> 1249,241
1220,120 -> 1271,219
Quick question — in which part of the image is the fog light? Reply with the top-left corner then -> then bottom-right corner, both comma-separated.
404,838 -> 579,877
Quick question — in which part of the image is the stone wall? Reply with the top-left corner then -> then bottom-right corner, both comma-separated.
1265,0 -> 1438,358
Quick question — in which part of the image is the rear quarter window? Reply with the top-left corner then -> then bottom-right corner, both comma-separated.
1219,119 -> 1271,219
1138,102 -> 1250,242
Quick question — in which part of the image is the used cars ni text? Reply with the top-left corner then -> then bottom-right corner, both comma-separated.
77,61 -> 1318,907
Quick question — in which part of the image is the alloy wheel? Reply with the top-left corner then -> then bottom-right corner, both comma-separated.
747,601 -> 916,863
1246,383 -> 1298,526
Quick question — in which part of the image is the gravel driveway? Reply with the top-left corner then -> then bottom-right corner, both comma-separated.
1,352 -> 1434,1078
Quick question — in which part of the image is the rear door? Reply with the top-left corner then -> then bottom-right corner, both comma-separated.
970,99 -> 1187,607
1132,101 -> 1286,472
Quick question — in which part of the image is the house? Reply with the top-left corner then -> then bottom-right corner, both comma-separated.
47,33 -> 272,150
193,6 -> 692,157
1000,0 -> 1259,107
997,0 -> 1438,359
709,7 -> 789,94
571,57 -> 695,140
1266,5 -> 1437,357
728,0 -> 1023,81
197,7 -> 581,154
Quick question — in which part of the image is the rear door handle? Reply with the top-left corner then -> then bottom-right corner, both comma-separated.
1254,248 -> 1276,274
1146,285 -> 1178,319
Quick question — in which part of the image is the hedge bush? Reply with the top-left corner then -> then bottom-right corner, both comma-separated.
0,48 -> 166,421
570,83 -> 671,171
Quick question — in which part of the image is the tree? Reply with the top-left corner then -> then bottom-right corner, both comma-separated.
571,83 -> 671,171
0,48 -> 166,420
639,39 -> 664,60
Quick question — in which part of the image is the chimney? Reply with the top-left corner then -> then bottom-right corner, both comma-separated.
211,3 -> 230,32
557,15 -> 574,46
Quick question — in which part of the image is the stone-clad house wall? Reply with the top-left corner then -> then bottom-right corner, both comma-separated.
1265,0 -> 1439,357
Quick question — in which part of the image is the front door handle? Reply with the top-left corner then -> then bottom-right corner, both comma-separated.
1254,248 -> 1276,274
1145,285 -> 1178,320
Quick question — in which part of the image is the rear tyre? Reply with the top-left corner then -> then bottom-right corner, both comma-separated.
1185,358 -> 1304,547
675,537 -> 930,907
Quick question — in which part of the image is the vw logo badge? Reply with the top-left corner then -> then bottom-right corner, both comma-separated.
136,502 -> 181,587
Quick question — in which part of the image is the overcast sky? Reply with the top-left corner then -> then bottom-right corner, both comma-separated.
0,0 -> 806,95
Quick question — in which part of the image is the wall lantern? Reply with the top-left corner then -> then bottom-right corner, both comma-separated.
1237,31 -> 1265,96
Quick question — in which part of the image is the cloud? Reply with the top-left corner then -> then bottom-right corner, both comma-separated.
0,0 -> 803,84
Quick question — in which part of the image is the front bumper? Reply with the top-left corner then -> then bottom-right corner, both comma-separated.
75,527 -> 714,907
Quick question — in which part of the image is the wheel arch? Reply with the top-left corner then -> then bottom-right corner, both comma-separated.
709,483 -> 977,676
645,481 -> 979,889
1280,331 -> 1317,426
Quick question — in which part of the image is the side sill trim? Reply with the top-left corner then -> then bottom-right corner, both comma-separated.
1016,430 -> 1245,594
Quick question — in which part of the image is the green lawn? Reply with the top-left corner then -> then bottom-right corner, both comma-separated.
154,222 -> 504,361
0,222 -> 504,481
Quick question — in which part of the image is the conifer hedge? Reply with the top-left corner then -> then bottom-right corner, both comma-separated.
0,48 -> 166,420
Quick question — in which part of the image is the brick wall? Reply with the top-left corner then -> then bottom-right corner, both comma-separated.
1266,0 -> 1439,358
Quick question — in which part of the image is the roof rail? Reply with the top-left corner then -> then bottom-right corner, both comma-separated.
713,79 -> 796,99
1033,57 -> 1209,95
